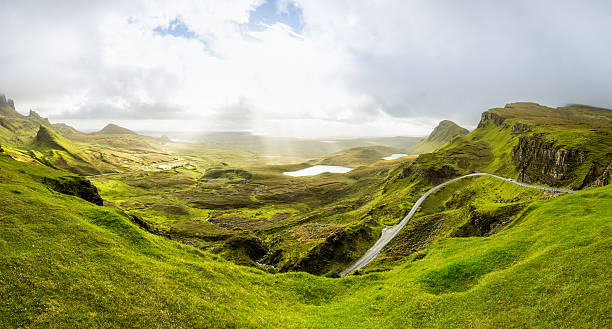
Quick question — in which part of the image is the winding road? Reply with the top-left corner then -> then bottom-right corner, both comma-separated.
339,173 -> 577,277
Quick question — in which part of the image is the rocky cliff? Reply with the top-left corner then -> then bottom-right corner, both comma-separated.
0,94 -> 16,110
477,111 -> 506,128
511,133 -> 588,187
511,132 -> 612,188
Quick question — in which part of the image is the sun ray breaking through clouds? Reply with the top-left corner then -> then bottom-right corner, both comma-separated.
1,0 -> 611,137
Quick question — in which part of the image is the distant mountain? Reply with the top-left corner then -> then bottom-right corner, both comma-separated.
182,131 -> 423,159
93,123 -> 137,135
313,145 -> 401,167
409,120 -> 469,154
0,94 -> 19,117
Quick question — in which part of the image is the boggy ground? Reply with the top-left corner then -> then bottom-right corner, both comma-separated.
92,143 -> 411,272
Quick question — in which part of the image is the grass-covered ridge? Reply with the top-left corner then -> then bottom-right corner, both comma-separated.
0,153 -> 610,327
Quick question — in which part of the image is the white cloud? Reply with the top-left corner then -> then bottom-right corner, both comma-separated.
1,0 -> 611,136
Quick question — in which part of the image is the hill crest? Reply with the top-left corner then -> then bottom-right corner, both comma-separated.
94,123 -> 137,135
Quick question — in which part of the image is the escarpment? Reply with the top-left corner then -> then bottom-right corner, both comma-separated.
477,111 -> 506,128
511,133 -> 611,188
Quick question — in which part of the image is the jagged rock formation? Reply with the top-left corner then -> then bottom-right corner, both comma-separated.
0,94 -> 16,110
477,111 -> 506,128
587,161 -> 612,187
511,133 -> 587,186
28,110 -> 51,126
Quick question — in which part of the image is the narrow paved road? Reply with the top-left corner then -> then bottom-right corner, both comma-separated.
339,173 -> 577,277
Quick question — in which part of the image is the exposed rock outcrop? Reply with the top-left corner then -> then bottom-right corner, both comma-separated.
419,164 -> 459,185
42,176 -> 104,205
0,94 -> 16,110
511,133 -> 587,187
451,204 -> 525,237
285,223 -> 376,276
28,110 -> 51,126
511,122 -> 532,134
477,111 -> 506,128
583,159 -> 612,187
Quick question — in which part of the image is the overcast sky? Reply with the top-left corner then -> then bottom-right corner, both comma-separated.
1,0 -> 611,137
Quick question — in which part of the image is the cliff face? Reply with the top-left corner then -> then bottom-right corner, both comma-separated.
511,133 -> 611,187
477,112 -> 506,128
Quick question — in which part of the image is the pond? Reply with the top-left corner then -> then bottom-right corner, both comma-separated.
283,165 -> 353,177
382,153 -> 409,160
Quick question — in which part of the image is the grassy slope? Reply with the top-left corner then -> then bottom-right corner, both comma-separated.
1,153 -> 610,327
409,120 -> 470,154
0,154 -> 345,327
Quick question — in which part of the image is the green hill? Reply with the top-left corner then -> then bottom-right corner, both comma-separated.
0,151 -> 610,327
313,146 -> 401,167
409,120 -> 469,154
29,125 -> 99,175
93,123 -> 137,135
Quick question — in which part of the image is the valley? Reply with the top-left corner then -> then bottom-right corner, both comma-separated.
0,95 -> 611,327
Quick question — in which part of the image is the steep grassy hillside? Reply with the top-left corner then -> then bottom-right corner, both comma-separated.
409,120 -> 469,154
28,125 -> 98,175
325,103 -> 612,273
1,152 -> 610,328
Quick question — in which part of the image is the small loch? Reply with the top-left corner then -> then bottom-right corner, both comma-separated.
283,165 -> 353,177
382,154 -> 409,160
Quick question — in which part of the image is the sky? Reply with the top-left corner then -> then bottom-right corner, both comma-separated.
1,0 -> 611,137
